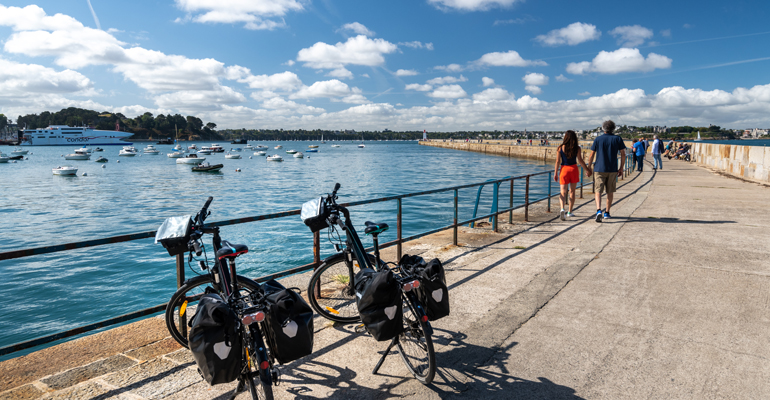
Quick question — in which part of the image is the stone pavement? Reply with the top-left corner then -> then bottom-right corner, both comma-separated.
1,159 -> 768,399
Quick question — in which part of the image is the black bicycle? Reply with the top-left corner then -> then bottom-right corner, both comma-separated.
162,197 -> 275,400
304,184 -> 436,383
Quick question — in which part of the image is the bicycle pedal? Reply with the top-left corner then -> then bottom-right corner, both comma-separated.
272,367 -> 281,386
354,323 -> 367,334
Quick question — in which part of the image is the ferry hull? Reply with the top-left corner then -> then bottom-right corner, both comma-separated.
20,125 -> 133,146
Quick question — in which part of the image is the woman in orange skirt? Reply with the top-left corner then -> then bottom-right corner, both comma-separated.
554,130 -> 591,220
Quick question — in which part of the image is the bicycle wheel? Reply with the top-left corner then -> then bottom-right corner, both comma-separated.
165,274 -> 261,348
307,253 -> 382,323
397,295 -> 436,384
245,326 -> 273,400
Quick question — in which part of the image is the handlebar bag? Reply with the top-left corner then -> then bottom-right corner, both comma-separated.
262,279 -> 314,364
301,197 -> 330,233
401,255 -> 450,321
155,215 -> 193,256
188,293 -> 242,385
355,268 -> 403,341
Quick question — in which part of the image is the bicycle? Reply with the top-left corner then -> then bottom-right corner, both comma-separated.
161,197 -> 276,400
304,183 -> 436,383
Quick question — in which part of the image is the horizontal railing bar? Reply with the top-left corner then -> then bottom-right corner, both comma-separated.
0,171 -> 552,262
0,303 -> 167,357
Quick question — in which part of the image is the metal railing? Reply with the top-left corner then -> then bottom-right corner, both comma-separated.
0,168 -> 598,357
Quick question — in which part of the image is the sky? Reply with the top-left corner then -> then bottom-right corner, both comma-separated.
0,0 -> 769,131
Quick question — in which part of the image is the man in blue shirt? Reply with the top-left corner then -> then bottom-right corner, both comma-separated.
587,120 -> 627,222
633,139 -> 645,172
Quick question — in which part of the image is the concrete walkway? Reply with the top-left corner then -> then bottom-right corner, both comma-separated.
2,159 -> 768,399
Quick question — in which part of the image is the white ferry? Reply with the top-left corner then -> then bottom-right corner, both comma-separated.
20,125 -> 133,146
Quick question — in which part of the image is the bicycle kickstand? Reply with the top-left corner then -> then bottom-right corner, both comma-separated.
372,337 -> 399,375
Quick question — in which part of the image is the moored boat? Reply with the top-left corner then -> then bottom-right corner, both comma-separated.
12,147 -> 29,155
293,152 -> 304,158
143,145 -> 160,154
95,156 -> 108,163
191,162 -> 224,172
0,153 -> 9,163
64,149 -> 91,160
306,148 -> 318,153
52,166 -> 78,175
167,151 -> 185,158
286,149 -> 298,154
308,145 -> 319,148
331,144 -> 341,148
197,149 -> 212,155
274,145 -> 283,149
119,146 -> 138,156
176,154 -> 206,164
225,153 -> 242,159
266,154 -> 284,162
254,151 -> 267,156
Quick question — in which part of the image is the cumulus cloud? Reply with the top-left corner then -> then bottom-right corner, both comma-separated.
405,83 -> 433,92
399,41 -> 434,50
476,50 -> 547,67
395,69 -> 419,76
290,79 -> 368,104
297,35 -> 398,71
435,63 -> 464,72
428,0 -> 520,11
610,25 -> 654,47
578,91 -> 591,96
427,75 -> 468,85
240,71 -> 303,91
534,22 -> 601,46
0,58 -> 94,95
524,85 -> 542,95
339,22 -> 374,37
154,86 -> 246,111
566,48 -> 672,75
174,0 -> 303,30
473,88 -> 513,101
555,74 -> 572,82
327,67 -> 354,79
261,97 -> 325,114
522,73 -> 548,86
482,77 -> 495,87
429,84 -> 467,99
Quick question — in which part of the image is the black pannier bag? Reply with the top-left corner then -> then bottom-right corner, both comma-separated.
154,215 -> 193,256
401,255 -> 450,321
261,279 -> 314,364
188,293 -> 242,385
355,268 -> 403,341
301,197 -> 330,233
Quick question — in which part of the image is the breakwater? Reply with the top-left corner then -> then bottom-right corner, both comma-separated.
418,140 -> 596,163
692,142 -> 770,185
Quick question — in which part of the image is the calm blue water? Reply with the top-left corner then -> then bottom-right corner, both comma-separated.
0,141 -> 555,357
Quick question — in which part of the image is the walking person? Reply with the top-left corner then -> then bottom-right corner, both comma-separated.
554,130 -> 591,220
633,138 -> 645,172
652,135 -> 664,170
630,138 -> 639,171
586,120 -> 627,222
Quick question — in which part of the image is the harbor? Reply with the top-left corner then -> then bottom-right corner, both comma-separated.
1,157 -> 768,399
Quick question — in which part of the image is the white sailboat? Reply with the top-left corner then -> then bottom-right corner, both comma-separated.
695,131 -> 702,141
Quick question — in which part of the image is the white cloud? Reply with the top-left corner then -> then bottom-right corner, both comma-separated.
522,73 -> 548,86
427,75 -> 468,85
399,41 -> 434,50
261,97 -> 325,114
578,91 -> 591,96
154,86 -> 246,112
482,77 -> 495,87
428,0 -> 520,11
534,22 -> 601,46
406,83 -> 433,92
429,84 -> 467,98
476,51 -> 547,67
290,79 -> 368,104
297,35 -> 398,70
435,63 -> 464,72
340,94 -> 370,104
525,85 -> 542,94
328,67 -> 354,79
240,71 -> 303,91
250,90 -> 280,101
339,22 -> 374,37
566,48 -> 672,75
174,0 -> 303,30
473,88 -> 513,101
0,58 -> 94,95
610,25 -> 654,47
395,69 -> 419,76
660,29 -> 672,38
555,74 -> 572,82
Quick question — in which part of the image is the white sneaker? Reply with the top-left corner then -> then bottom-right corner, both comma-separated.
559,209 -> 566,221
565,212 -> 572,219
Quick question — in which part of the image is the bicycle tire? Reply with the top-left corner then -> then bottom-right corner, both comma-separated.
397,295 -> 436,384
246,325 -> 273,400
306,253 -> 382,323
165,274 -> 261,348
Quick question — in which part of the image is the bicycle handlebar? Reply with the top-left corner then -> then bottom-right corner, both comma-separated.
197,196 -> 213,226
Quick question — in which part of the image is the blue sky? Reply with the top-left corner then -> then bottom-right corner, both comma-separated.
1,0 -> 769,131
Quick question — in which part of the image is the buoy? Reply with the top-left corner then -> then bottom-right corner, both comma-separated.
101,165 -> 106,168
12,160 -> 17,163
116,160 -> 120,163
82,172 -> 88,176
249,156 -> 252,159
61,154 -> 64,157
25,157 -> 29,160
235,168 -> 241,172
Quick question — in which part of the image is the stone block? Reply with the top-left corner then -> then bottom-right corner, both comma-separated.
0,384 -> 43,400
41,355 -> 136,390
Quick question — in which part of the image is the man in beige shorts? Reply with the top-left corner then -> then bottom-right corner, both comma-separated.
586,120 -> 627,222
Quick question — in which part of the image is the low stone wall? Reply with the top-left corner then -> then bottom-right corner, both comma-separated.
691,142 -> 770,184
418,141 -> 604,164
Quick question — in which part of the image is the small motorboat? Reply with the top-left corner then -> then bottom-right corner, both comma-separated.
306,148 -> 318,153
167,151 -> 185,158
205,144 -> 225,153
331,144 -> 341,148
119,146 -> 138,156
52,166 -> 78,175
143,145 -> 160,154
254,151 -> 267,156
94,147 -> 104,152
274,145 -> 283,149
176,154 -> 206,164
95,156 -> 108,163
308,145 -> 319,148
231,148 -> 242,152
225,153 -> 242,159
358,144 -> 366,148
188,144 -> 198,150
12,147 -> 29,155
266,154 -> 284,162
197,149 -> 212,155
64,149 -> 91,160
192,162 -> 224,172
76,146 -> 92,153
245,144 -> 254,150
286,149 -> 298,154
293,152 -> 304,158
255,145 -> 267,149
0,153 -> 9,163
172,144 -> 185,152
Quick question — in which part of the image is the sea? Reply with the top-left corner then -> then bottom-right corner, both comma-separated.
0,140 -> 556,358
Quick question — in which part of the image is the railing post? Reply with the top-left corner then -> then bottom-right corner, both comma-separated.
579,166 -> 584,199
492,183 -> 499,232
525,175 -> 530,222
397,198 -> 402,261
509,179 -> 513,224
176,253 -> 186,339
547,171 -> 552,212
313,231 -> 320,266
453,189 -> 458,246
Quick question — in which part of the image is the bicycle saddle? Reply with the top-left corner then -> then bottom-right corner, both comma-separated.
216,240 -> 249,259
364,221 -> 389,235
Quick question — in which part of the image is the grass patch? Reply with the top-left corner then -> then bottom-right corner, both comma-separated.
332,274 -> 350,285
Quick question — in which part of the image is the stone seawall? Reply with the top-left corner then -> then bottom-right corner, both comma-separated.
692,142 -> 770,185
418,141 -> 595,164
